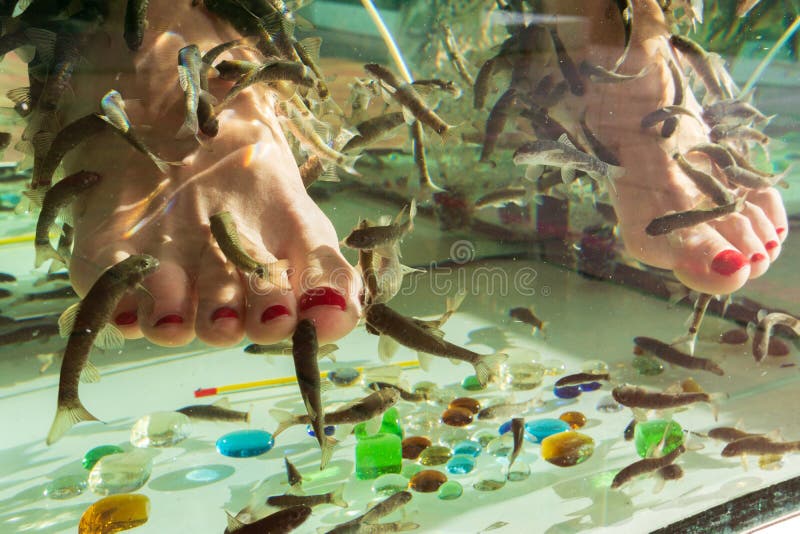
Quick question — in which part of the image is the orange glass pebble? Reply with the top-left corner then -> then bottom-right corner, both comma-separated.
78,494 -> 150,534
540,431 -> 595,467
402,436 -> 432,460
441,407 -> 473,427
559,411 -> 587,429
409,470 -> 448,493
448,397 -> 481,414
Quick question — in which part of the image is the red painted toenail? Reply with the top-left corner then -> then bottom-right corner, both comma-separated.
115,311 -> 137,326
155,314 -> 184,327
765,240 -> 779,250
711,250 -> 748,276
212,307 -> 239,321
776,227 -> 786,235
299,287 -> 346,311
261,305 -> 290,322
751,253 -> 766,263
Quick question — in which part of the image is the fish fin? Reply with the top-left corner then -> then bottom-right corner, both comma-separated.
756,309 -> 768,322
225,511 -> 245,532
664,280 -> 690,307
34,244 -> 65,269
416,352 -> 434,371
708,392 -> 728,421
298,37 -> 323,63
46,401 -> 100,445
320,436 -> 337,470
378,334 -> 400,362
23,185 -> 47,208
448,357 -> 460,365
365,414 -> 382,435
320,380 -> 334,394
329,483 -> 348,507
746,321 -> 757,341
200,89 -> 217,106
561,167 -> 576,184
474,352 -> 508,387
401,107 -> 416,125
58,302 -> 81,338
25,28 -> 56,64
213,397 -> 231,408
176,115 -> 199,139
445,290 -> 467,317
652,477 -> 667,495
740,455 -> 749,471
318,344 -> 338,362
320,163 -> 341,182
632,408 -> 649,422
95,323 -> 125,350
764,429 -> 783,442
558,133 -> 576,149
269,408 -> 297,437
390,523 -> 420,532
177,64 -> 191,91
303,397 -> 317,419
79,360 -> 101,384
524,164 -> 544,182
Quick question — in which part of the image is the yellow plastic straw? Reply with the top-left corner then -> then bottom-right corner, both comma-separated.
0,233 -> 34,245
360,0 -> 414,83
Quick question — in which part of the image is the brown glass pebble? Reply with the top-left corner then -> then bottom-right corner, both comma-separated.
719,329 -> 749,345
448,397 -> 481,414
402,436 -> 432,460
409,470 -> 448,493
441,407 -> 473,427
559,411 -> 587,429
768,338 -> 790,357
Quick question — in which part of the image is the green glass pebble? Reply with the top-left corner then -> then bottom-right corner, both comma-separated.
437,480 -> 463,500
461,375 -> 485,391
372,473 -> 409,496
82,445 -> 125,470
44,474 -> 87,499
418,445 -> 452,466
379,407 -> 403,439
634,419 -> 684,458
355,433 -> 402,480
88,449 -> 153,495
130,411 -> 191,448
632,356 -> 664,376
401,463 -> 424,479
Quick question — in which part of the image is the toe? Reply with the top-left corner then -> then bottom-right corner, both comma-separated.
138,258 -> 196,347
244,273 -> 297,345
747,188 -> 788,250
710,213 -> 770,279
194,245 -> 246,347
670,224 -> 751,295
740,200 -> 781,265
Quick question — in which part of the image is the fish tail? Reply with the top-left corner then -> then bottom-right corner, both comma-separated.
708,392 -> 729,421
328,482 -> 348,508
339,153 -> 361,176
46,400 -> 100,445
474,352 -> 508,387
176,114 -> 199,140
269,408 -> 297,437
34,244 -> 65,269
394,523 -> 421,532
320,436 -> 337,471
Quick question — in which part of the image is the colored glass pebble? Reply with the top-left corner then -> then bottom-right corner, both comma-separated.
441,407 -> 473,427
401,463 -> 424,479
409,470 -> 448,493
88,450 -> 153,495
634,420 -> 684,458
498,420 -> 513,435
559,411 -> 587,429
402,436 -> 432,459
44,475 -> 87,500
419,445 -> 452,466
473,429 -> 496,448
473,465 -> 506,492
448,397 -> 481,414
632,356 -> 664,376
306,424 -> 336,437
680,377 -> 703,393
82,445 -> 124,470
719,329 -> 748,345
461,375 -> 485,391
578,381 -> 603,392
453,440 -> 481,457
372,473 -> 409,496
540,431 -> 595,467
553,385 -> 581,399
328,367 -> 362,387
130,411 -> 191,448
503,362 -> 544,390
596,395 -> 624,413
581,360 -> 609,374
78,494 -> 150,534
355,433 -> 402,480
525,419 -> 571,442
379,407 -> 404,439
486,434 -> 514,458
445,454 -> 475,475
437,480 -> 463,500
216,430 -> 275,458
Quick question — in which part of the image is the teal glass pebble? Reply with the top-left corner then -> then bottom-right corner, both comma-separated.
632,356 -> 664,376
44,474 -> 87,499
355,432 -> 402,480
525,418 -> 571,443
216,430 -> 275,458
453,440 -> 481,457
438,480 -> 463,500
82,445 -> 125,470
445,454 -> 476,475
634,419 -> 684,458
461,375 -> 485,391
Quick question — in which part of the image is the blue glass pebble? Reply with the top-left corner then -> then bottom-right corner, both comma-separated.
306,425 -> 336,437
445,454 -> 476,475
524,419 -> 571,443
553,385 -> 581,399
452,440 -> 481,458
498,420 -> 513,435
216,430 -> 275,458
578,381 -> 602,392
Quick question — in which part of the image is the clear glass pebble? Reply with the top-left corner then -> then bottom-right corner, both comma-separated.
486,434 -> 514,458
44,474 -> 87,499
502,362 -> 545,390
88,449 -> 153,495
596,395 -> 624,413
473,429 -> 497,448
372,473 -> 409,496
581,360 -> 609,374
473,465 -> 506,492
130,411 -> 191,448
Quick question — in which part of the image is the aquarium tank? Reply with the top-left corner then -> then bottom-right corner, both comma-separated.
2,0 -> 800,532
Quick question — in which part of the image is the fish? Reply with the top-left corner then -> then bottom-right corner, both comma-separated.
176,397 -> 250,423
578,112 -> 621,166
721,436 -> 800,458
662,54 -> 685,138
548,27 -> 584,96
34,170 -> 101,268
0,132 -> 11,151
200,36 -> 260,87
686,143 -> 736,169
723,165 -> 788,190
123,0 -> 150,51
611,385 -> 722,412
224,505 -> 311,534
579,61 -> 650,83
197,91 -> 219,137
521,105 -> 584,150
357,221 -> 379,308
46,255 -> 159,445
473,56 -> 501,110
298,155 -> 329,188
342,112 -> 405,153
364,303 -> 507,386
245,341 -> 338,362
214,59 -> 260,81
702,99 -> 772,128
411,120 -> 444,201
633,335 -> 724,376
0,273 -> 17,283
674,153 -> 737,206
440,25 -> 474,86
474,187 -> 531,209
480,88 -> 519,166
411,78 -> 461,102
508,306 -> 548,335
611,445 -> 685,489
679,292 -> 713,354
292,319 -> 333,469
708,427 -> 764,442
220,60 -> 316,108
368,381 -> 430,402
555,372 -> 611,387
751,312 -> 800,363
640,105 -> 702,129
736,0 -> 762,17
645,196 -> 745,236
53,224 -> 74,272
513,138 -> 626,187
709,124 -> 769,146
657,463 -> 683,483
284,456 -> 303,490
476,396 -> 541,421
670,34 -> 725,102
177,45 -> 215,139
342,200 -> 416,256
369,247 -> 422,306
0,323 -> 59,346
267,484 -> 347,509
507,417 -> 524,478
209,211 -> 290,288
270,388 -> 401,437
324,491 -> 415,534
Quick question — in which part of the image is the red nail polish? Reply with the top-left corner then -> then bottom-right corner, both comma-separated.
261,304 -> 290,322
299,287 -> 346,311
212,307 -> 239,321
765,240 -> 779,251
711,249 -> 748,276
115,311 -> 137,326
750,253 -> 766,263
155,314 -> 184,327
776,227 -> 786,235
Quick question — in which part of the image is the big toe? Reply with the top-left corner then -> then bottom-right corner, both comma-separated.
670,224 -> 751,295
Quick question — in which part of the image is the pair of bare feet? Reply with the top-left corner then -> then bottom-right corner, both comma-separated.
55,0 -> 787,348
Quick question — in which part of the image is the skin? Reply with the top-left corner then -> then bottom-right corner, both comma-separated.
46,1 -> 361,348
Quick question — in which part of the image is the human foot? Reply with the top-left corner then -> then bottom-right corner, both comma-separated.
56,3 -> 361,347
570,0 -> 788,295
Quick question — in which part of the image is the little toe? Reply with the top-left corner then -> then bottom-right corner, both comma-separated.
195,247 -> 245,347
710,213 -> 770,279
670,224 -> 751,295
747,189 -> 789,245
740,200 -> 781,263
138,258 -> 196,347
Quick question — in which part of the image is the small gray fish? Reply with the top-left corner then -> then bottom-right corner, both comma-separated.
325,491 -> 414,534
177,45 -> 214,139
197,92 -> 219,138
214,59 -> 260,81
634,336 -> 724,375
298,155 -> 325,188
480,88 -> 518,166
267,484 -> 347,509
368,381 -> 429,402
657,463 -> 683,481
176,398 -> 250,423
441,25 -> 474,86
245,341 -> 337,361
674,153 -> 736,206
640,105 -> 702,129
752,312 -> 800,362
611,445 -> 685,489
579,112 -> 621,166
200,36 -> 260,88
686,143 -> 736,169
708,427 -> 764,442
284,456 -> 303,489
474,187 -> 529,209
723,165 -> 786,190
579,61 -> 649,83
513,139 -> 625,185
411,120 -> 443,200
703,99 -> 771,127
342,201 -> 416,255
18,285 -> 78,303
473,56 -> 501,110
612,385 -> 719,411
548,27 -> 584,96
32,114 -> 111,188
224,505 -> 311,534
509,306 -> 547,335
123,0 -> 149,51
670,34 -> 725,101
710,124 -> 769,146
342,112 -> 405,153
555,372 -> 611,387
721,436 -> 800,458
0,273 -> 16,283
645,197 -> 744,236
507,417 -> 525,478
662,55 -> 685,138
220,60 -> 316,108
477,397 -> 541,421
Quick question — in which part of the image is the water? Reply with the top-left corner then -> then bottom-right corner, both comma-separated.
1,0 -> 800,532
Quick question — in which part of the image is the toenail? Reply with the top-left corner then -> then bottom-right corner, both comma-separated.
751,253 -> 766,263
261,305 -> 290,322
212,307 -> 239,321
115,311 -> 137,326
776,227 -> 786,235
765,240 -> 779,250
711,250 -> 748,276
299,287 -> 346,311
155,314 -> 184,327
